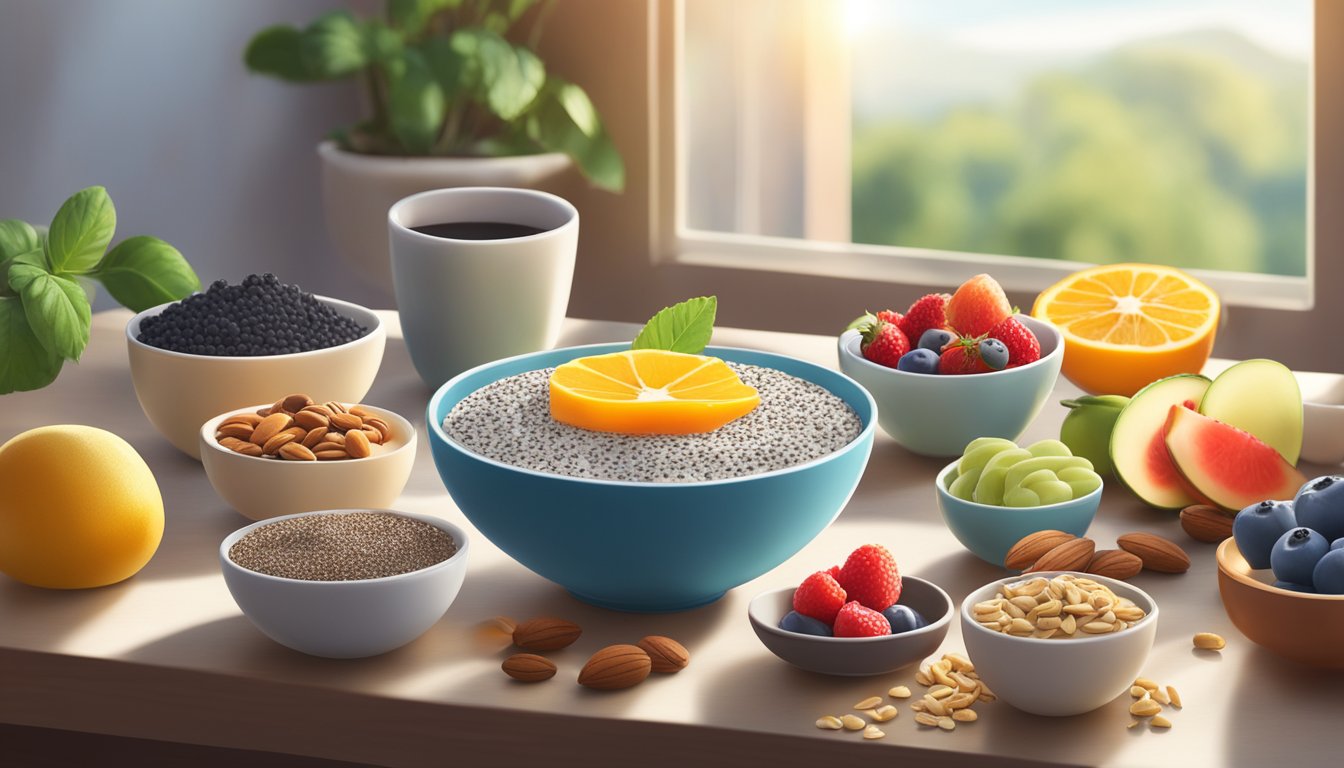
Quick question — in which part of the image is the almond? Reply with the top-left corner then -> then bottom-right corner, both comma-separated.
250,412 -> 293,446
222,413 -> 263,428
345,428 -> 371,459
278,442 -> 316,461
1004,530 -> 1077,570
578,644 -> 651,690
216,422 -> 255,441
282,393 -> 313,413
1180,505 -> 1235,544
1117,532 -> 1190,573
512,618 -> 582,651
261,431 -> 297,455
1085,549 -> 1143,580
365,418 -> 392,442
301,427 -> 328,449
637,635 -> 689,673
293,409 -> 330,430
502,653 -> 557,682
1026,537 -> 1095,573
331,412 -> 364,432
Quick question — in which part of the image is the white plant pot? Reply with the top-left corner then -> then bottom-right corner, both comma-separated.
317,141 -> 571,294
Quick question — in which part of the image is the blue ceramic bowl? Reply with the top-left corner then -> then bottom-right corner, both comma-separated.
837,314 -> 1063,457
426,343 -> 876,613
935,459 -> 1101,568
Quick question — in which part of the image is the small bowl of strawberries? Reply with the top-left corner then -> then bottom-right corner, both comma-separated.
837,274 -> 1064,457
748,544 -> 952,676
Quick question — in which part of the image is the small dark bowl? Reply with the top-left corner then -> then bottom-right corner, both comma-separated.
747,576 -> 952,676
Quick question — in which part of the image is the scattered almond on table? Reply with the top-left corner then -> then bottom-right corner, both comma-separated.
1127,676 -> 1184,732
1003,530 -> 1190,578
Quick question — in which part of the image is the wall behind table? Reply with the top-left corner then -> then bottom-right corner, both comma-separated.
0,0 -> 383,311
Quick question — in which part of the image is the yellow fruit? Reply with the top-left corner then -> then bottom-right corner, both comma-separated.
1032,263 -> 1220,397
0,425 -> 164,588
549,349 -> 761,434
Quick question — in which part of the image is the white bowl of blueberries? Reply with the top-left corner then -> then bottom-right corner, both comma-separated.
126,274 -> 386,459
747,545 -> 952,676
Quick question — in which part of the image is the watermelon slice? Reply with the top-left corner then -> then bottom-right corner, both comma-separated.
1110,374 -> 1211,509
1163,405 -> 1306,512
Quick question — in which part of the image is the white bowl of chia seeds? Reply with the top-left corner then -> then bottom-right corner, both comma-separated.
427,343 -> 876,613
220,509 -> 468,658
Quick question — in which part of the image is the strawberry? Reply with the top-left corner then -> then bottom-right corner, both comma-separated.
856,317 -> 910,368
938,336 -> 994,375
946,274 -> 1013,337
793,571 -> 847,624
876,309 -> 903,326
987,316 -> 1041,368
836,544 -> 902,611
833,601 -> 891,637
897,293 -> 951,347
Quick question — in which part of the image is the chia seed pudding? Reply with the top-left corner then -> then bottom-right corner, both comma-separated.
228,512 -> 457,581
444,363 -> 862,482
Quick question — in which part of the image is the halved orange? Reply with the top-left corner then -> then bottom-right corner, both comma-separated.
1033,263 -> 1220,396
549,349 -> 760,434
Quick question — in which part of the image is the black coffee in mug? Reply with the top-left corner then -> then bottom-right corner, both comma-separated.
410,221 -> 547,240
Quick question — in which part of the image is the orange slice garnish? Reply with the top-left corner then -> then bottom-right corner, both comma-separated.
549,349 -> 760,434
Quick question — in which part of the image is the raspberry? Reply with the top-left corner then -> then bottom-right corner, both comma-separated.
833,601 -> 891,637
836,544 -> 902,611
793,571 -> 846,624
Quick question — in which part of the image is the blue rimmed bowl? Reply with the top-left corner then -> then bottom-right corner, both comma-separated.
426,343 -> 876,613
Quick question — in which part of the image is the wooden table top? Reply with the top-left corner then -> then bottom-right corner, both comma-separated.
0,310 -> 1338,768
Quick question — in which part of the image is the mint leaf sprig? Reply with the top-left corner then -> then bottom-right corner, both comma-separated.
631,296 -> 717,354
0,186 -> 201,394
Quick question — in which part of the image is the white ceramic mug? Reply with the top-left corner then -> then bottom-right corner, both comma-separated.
389,187 -> 579,388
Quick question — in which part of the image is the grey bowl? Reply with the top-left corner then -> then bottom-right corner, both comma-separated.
747,577 -> 952,676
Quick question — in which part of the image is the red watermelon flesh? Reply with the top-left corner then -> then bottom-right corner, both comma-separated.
1163,405 -> 1305,512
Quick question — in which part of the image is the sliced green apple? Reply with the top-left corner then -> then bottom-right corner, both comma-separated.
1199,359 -> 1303,465
1164,404 -> 1306,511
1110,373 -> 1212,509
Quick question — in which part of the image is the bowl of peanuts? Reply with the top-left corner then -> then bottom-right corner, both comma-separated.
200,394 -> 417,521
960,571 -> 1158,716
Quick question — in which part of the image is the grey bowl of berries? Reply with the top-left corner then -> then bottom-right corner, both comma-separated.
126,274 -> 386,459
748,544 -> 952,676
837,274 -> 1063,457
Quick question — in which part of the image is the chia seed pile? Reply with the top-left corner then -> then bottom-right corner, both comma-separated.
137,273 -> 368,356
228,512 -> 457,581
444,363 -> 862,482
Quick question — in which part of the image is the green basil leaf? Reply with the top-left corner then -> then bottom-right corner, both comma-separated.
244,25 -> 316,81
529,80 -> 625,192
631,296 -> 717,354
8,264 -> 90,360
47,186 -> 116,274
0,220 -> 39,261
0,296 -> 63,394
301,11 -> 368,78
93,236 -> 202,312
555,81 -> 599,136
364,20 -> 404,65
388,0 -> 461,36
387,49 -> 446,155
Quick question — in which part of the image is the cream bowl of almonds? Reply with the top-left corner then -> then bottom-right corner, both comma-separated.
220,508 -> 468,658
960,571 -> 1159,716
200,397 -> 417,521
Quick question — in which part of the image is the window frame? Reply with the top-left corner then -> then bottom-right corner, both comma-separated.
650,0 -> 1316,311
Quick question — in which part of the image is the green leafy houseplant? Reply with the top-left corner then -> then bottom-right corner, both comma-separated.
0,187 -> 201,394
245,0 -> 624,192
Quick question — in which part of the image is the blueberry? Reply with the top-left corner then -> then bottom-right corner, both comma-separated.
881,604 -> 928,634
1312,549 -> 1344,595
779,610 -> 832,637
1333,538 -> 1344,551
1270,527 -> 1330,587
1233,500 -> 1297,570
1273,580 -> 1316,594
896,348 -> 940,374
1293,476 -> 1344,542
978,338 -> 1009,370
917,328 -> 956,352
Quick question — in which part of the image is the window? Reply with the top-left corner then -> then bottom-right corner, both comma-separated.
663,0 -> 1314,308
